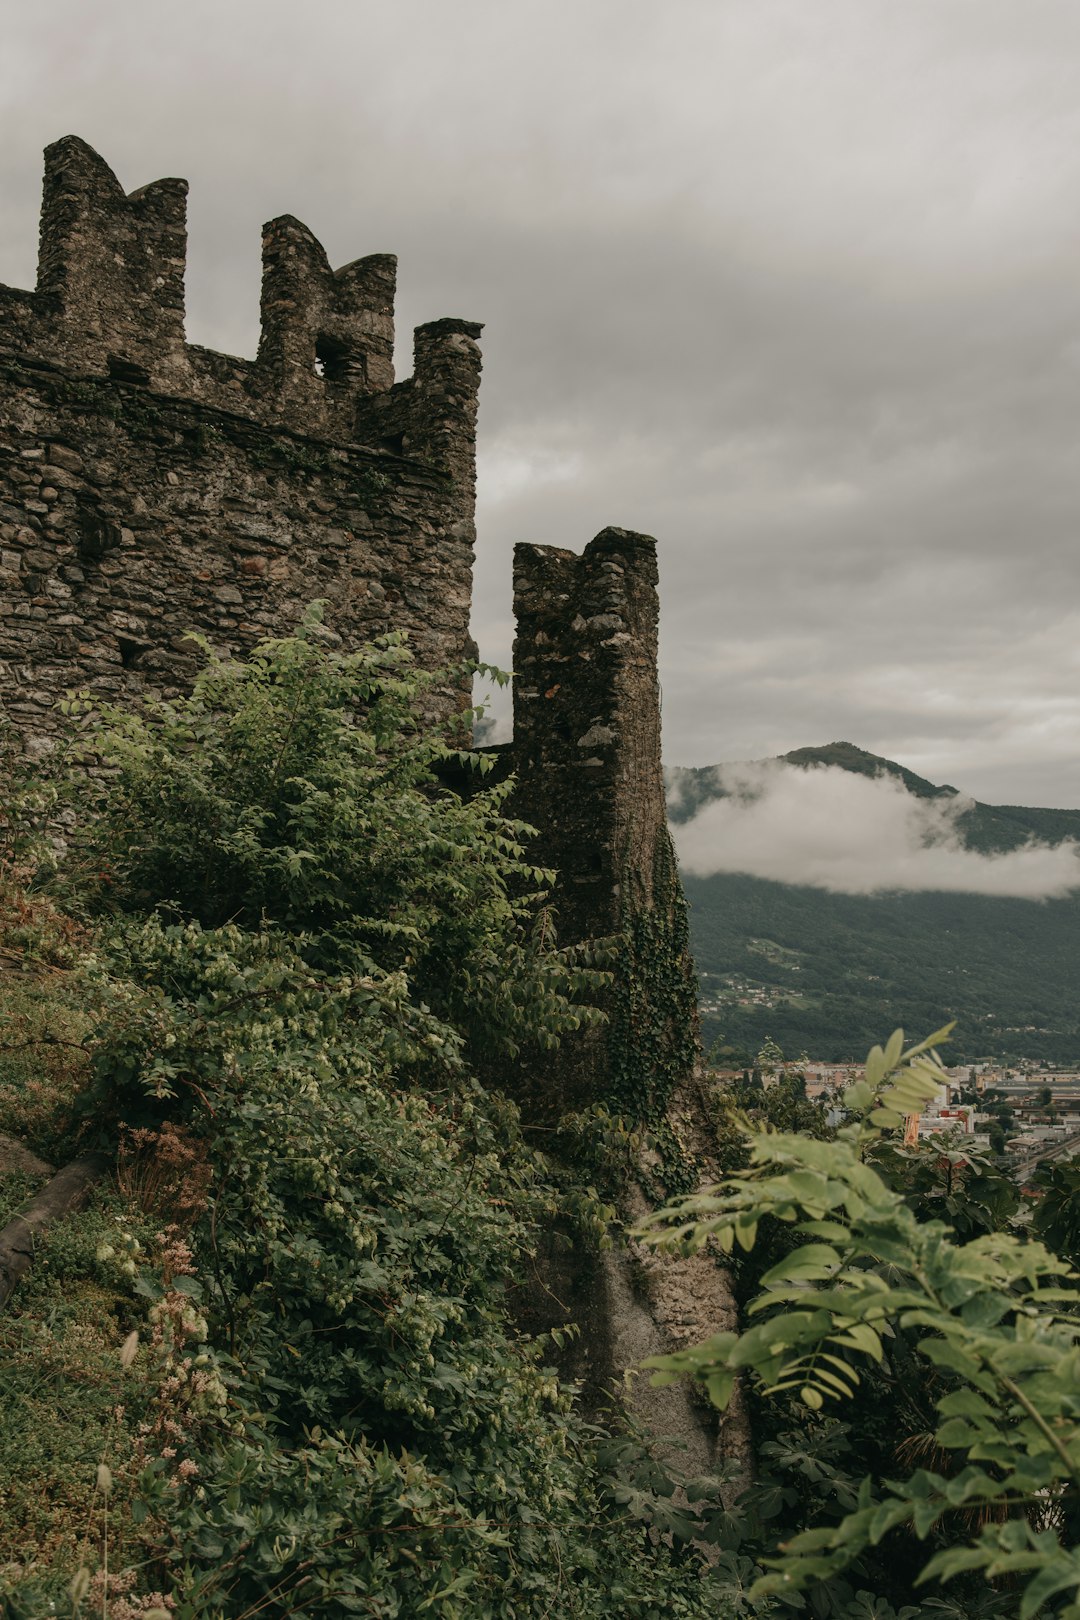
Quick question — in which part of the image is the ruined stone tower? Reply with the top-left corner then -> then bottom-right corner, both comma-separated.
509,527 -> 697,1111
512,529 -> 667,945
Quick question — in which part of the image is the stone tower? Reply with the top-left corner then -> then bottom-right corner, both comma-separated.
509,527 -> 697,1111
512,527 -> 669,945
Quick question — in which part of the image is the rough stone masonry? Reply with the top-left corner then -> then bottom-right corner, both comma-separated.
0,139 -> 735,1474
0,136 -> 481,745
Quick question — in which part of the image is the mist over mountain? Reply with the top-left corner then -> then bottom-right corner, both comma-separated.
668,743 -> 1080,1064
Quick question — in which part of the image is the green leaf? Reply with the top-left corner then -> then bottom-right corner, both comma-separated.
1019,1555 -> 1080,1619
832,1324 -> 883,1362
704,1370 -> 735,1409
919,1545 -> 987,1583
901,1023 -> 956,1062
805,1363 -> 857,1399
937,1388 -> 998,1420
960,1293 -> 1010,1329
865,1047 -> 887,1088
869,1108 -> 904,1129
911,1497 -> 941,1539
934,1418 -> 979,1449
760,1244 -> 841,1288
796,1220 -> 851,1243
882,1029 -> 905,1073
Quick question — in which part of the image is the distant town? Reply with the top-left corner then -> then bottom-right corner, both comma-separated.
709,1053 -> 1080,1180
700,971 -> 805,1015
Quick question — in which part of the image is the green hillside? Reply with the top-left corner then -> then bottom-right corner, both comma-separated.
670,744 -> 1080,1064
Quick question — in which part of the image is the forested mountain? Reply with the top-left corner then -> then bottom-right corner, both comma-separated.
669,744 -> 1080,1064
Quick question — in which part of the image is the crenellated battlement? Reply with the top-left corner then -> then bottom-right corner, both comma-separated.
0,136 -> 483,750
0,137 -> 481,455
258,215 -> 397,414
35,136 -> 189,387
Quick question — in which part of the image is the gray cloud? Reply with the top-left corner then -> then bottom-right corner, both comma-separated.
672,761 -> 1080,897
3,1 -> 1080,802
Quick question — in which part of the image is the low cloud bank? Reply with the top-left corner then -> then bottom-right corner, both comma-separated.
671,762 -> 1080,899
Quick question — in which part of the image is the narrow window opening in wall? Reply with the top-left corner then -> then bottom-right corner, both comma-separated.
116,636 -> 149,670
381,433 -> 405,456
106,354 -> 150,386
314,334 -> 356,384
76,502 -> 121,565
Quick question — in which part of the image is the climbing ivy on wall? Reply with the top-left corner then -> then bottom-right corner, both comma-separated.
605,830 -> 699,1134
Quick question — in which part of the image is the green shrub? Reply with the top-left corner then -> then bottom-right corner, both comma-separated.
72,615 -> 605,1071
641,1028 -> 1080,1617
8,624 -> 728,1616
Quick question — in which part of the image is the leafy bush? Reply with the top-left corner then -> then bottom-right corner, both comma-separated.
868,1130 -> 1019,1240
72,616 -> 605,1071
1032,1158 -> 1080,1268
0,970 -> 94,1159
5,625 -> 728,1616
641,1028 -> 1080,1617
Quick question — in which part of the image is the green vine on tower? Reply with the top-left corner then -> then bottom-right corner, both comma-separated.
603,830 -> 699,1194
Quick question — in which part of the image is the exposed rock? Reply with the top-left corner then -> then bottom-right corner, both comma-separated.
0,1133 -> 52,1180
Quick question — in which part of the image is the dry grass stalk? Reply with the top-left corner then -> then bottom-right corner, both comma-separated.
115,1125 -> 211,1229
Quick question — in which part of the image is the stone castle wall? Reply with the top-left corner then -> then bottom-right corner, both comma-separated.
0,137 -> 481,747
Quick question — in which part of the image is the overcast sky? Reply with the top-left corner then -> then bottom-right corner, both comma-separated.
4,1 -> 1079,805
